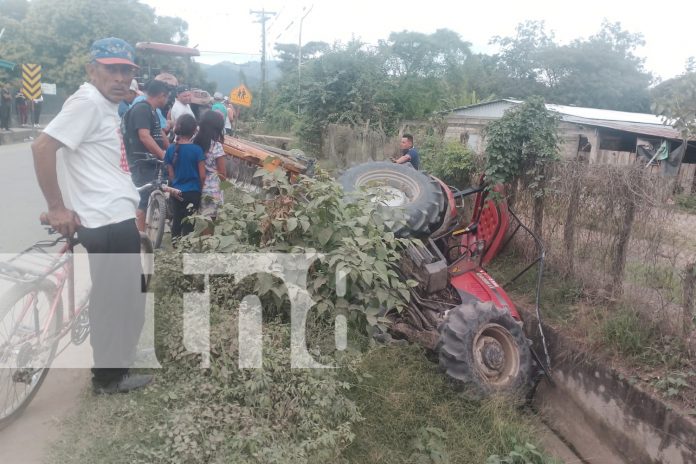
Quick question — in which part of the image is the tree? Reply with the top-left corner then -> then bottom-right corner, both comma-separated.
484,97 -> 560,235
488,20 -> 653,111
381,28 -> 471,78
380,29 -> 473,117
274,41 -> 329,74
652,69 -> 696,192
489,20 -> 555,98
543,21 -> 652,111
294,40 -> 396,149
0,0 -> 202,92
0,0 -> 29,21
652,70 -> 696,140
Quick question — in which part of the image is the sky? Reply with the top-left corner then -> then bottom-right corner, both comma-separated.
142,0 -> 696,82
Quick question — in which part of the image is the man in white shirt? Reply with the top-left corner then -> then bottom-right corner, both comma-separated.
31,37 -> 152,394
169,85 -> 194,125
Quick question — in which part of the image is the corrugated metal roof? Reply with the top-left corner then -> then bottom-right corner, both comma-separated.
561,116 -> 685,140
447,99 -> 690,140
546,104 -> 668,125
451,100 -> 519,119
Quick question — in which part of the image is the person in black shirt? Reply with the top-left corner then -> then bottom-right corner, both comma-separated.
122,79 -> 170,231
394,133 -> 420,170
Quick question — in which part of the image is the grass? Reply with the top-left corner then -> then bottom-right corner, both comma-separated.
625,260 -> 682,305
486,248 -> 692,366
597,305 -> 690,370
486,249 -> 583,325
46,260 -> 559,464
341,344 -> 559,464
675,193 -> 696,215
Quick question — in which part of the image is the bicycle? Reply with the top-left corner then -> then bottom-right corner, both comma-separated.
134,155 -> 176,249
0,219 -> 153,430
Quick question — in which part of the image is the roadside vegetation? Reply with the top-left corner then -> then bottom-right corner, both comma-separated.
49,177 -> 559,463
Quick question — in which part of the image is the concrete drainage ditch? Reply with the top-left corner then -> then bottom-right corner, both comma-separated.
524,308 -> 696,463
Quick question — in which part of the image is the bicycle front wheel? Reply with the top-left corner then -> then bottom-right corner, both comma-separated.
0,280 -> 62,430
146,190 -> 167,249
140,232 -> 154,291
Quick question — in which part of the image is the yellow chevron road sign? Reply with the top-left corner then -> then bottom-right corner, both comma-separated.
22,63 -> 42,100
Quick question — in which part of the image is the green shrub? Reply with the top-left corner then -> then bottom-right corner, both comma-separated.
420,136 -> 474,189
180,168 -> 416,335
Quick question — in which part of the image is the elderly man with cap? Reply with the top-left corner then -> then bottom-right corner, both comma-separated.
31,37 -> 153,394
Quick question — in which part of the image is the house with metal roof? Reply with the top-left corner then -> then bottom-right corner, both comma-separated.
445,99 -> 696,191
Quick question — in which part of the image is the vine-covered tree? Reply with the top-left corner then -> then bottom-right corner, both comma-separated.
484,97 -> 560,234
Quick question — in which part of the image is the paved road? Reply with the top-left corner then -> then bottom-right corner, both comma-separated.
0,142 -> 90,464
0,142 -> 49,254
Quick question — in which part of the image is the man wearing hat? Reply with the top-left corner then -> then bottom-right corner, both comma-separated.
169,85 -> 194,125
31,37 -> 153,394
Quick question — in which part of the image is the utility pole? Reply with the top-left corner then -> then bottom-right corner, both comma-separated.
297,5 -> 313,115
250,8 -> 276,112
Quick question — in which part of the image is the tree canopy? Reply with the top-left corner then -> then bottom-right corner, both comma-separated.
261,21 -> 658,149
652,69 -> 696,140
488,20 -> 653,111
0,0 -> 209,92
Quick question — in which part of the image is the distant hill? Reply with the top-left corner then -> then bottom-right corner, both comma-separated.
201,60 -> 281,95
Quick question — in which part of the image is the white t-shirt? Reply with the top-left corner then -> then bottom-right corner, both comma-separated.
170,99 -> 194,124
43,82 -> 139,229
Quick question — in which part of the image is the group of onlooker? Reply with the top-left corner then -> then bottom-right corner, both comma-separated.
120,75 -> 229,240
0,85 -> 43,131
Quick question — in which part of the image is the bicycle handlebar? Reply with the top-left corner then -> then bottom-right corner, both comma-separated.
132,153 -> 164,166
38,212 -> 80,245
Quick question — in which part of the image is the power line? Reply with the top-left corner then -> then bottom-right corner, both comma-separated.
266,5 -> 286,34
250,8 -> 276,110
275,19 -> 296,42
198,50 -> 261,55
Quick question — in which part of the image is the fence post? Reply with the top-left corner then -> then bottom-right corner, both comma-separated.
610,177 -> 637,297
563,162 -> 582,277
683,262 -> 696,337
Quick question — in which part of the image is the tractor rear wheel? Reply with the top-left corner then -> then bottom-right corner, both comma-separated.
437,301 -> 532,398
338,162 -> 444,237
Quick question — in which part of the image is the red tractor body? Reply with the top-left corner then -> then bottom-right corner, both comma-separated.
340,162 -> 549,397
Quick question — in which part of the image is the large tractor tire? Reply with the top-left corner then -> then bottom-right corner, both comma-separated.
437,301 -> 533,398
339,162 -> 444,237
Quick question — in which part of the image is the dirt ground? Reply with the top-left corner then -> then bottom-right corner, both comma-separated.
0,369 -> 90,464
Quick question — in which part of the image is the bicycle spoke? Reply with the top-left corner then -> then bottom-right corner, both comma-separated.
0,285 -> 60,426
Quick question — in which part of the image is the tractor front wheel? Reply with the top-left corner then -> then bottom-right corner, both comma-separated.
437,301 -> 532,398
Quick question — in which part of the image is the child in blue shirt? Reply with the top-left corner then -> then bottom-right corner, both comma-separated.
165,114 -> 206,237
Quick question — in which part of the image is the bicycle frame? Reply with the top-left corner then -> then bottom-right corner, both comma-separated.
0,235 -> 86,361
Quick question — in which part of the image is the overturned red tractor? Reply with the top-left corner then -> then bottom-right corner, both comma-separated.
339,162 -> 550,398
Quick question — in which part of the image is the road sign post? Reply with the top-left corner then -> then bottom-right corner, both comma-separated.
21,63 -> 42,100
